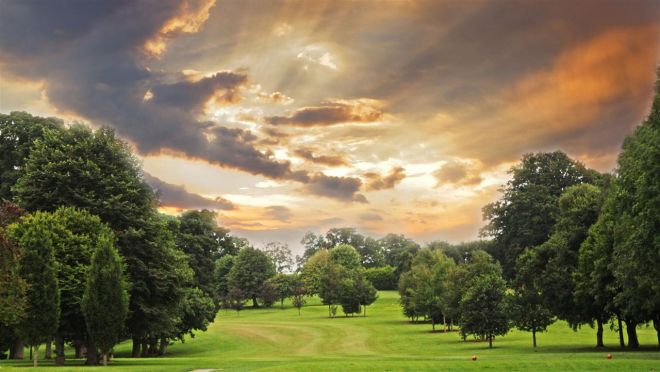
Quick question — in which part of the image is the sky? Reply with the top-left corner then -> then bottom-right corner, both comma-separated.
1,0 -> 659,255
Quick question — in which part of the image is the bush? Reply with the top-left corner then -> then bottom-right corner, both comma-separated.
364,266 -> 397,290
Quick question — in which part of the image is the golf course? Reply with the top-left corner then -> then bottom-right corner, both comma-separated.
1,291 -> 658,371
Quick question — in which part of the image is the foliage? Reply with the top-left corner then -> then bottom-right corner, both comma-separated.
81,234 -> 129,366
481,151 -> 598,279
13,124 -> 155,230
300,249 -> 331,295
459,273 -> 510,348
0,202 -> 26,327
269,273 -> 297,308
8,212 -> 61,366
329,243 -> 361,270
258,280 -> 277,308
364,265 -> 397,290
609,72 -> 660,346
177,210 -> 231,299
0,111 -> 63,201
175,287 -> 216,340
214,255 -> 235,303
228,247 -> 275,307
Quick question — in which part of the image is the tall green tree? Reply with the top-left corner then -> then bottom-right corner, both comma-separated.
330,243 -> 362,270
177,210 -> 230,297
610,70 -> 660,348
9,212 -> 61,367
13,124 -> 154,230
0,111 -> 63,201
459,273 -> 510,348
0,202 -> 26,327
482,151 -> 598,279
534,184 -> 603,335
228,247 -> 276,307
81,234 -> 129,366
263,242 -> 294,273
512,249 -> 555,349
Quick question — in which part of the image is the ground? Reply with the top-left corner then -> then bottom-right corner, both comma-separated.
1,291 -> 658,371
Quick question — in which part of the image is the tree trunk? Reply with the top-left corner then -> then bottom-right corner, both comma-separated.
532,329 -> 537,349
9,339 -> 24,359
148,339 -> 158,356
159,338 -> 168,356
252,296 -> 258,308
33,344 -> 39,368
431,318 -> 435,332
55,335 -> 65,358
443,315 -> 447,332
74,340 -> 84,359
85,339 -> 98,365
626,321 -> 639,349
45,340 -> 52,359
617,316 -> 625,348
140,340 -> 148,357
102,353 -> 108,366
489,335 -> 493,348
132,337 -> 141,358
596,318 -> 604,347
281,299 -> 284,309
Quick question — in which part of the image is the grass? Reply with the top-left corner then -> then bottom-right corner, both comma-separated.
1,291 -> 658,371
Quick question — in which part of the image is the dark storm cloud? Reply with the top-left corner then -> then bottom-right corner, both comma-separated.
364,166 -> 405,191
150,71 -> 248,111
265,99 -> 383,127
305,173 -> 367,203
0,0 -> 368,203
144,172 -> 235,210
293,147 -> 347,167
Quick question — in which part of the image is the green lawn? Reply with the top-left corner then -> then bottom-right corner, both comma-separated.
1,291 -> 658,371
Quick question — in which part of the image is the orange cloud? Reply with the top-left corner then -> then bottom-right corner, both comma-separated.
144,0 -> 216,57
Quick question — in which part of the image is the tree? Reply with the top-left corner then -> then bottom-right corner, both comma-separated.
355,274 -> 378,317
13,124 -> 155,231
120,213 -> 190,358
227,287 -> 245,315
318,262 -> 344,318
0,111 -> 63,201
379,234 -> 420,277
9,212 -> 61,367
214,255 -> 235,305
263,242 -> 294,273
81,234 -> 129,366
364,265 -> 397,290
269,273 -> 296,309
534,184 -> 603,334
329,243 -> 361,270
459,273 -> 510,348
177,210 -> 229,299
173,287 -> 216,348
512,249 -> 555,349
300,249 -> 331,295
0,202 -> 26,327
258,280 -> 277,308
339,277 -> 361,316
228,247 -> 276,307
481,151 -> 598,279
292,285 -> 306,316
609,72 -> 660,349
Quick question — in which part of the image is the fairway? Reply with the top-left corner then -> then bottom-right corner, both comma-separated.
1,291 -> 658,371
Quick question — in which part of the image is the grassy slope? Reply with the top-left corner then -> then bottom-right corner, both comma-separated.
1,291 -> 658,371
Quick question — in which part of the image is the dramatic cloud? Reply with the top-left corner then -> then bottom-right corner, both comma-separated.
364,166 -> 406,191
433,160 -> 482,187
293,147 -> 347,167
1,0 -> 659,249
305,173 -> 367,203
144,172 -> 235,210
265,99 -> 383,127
